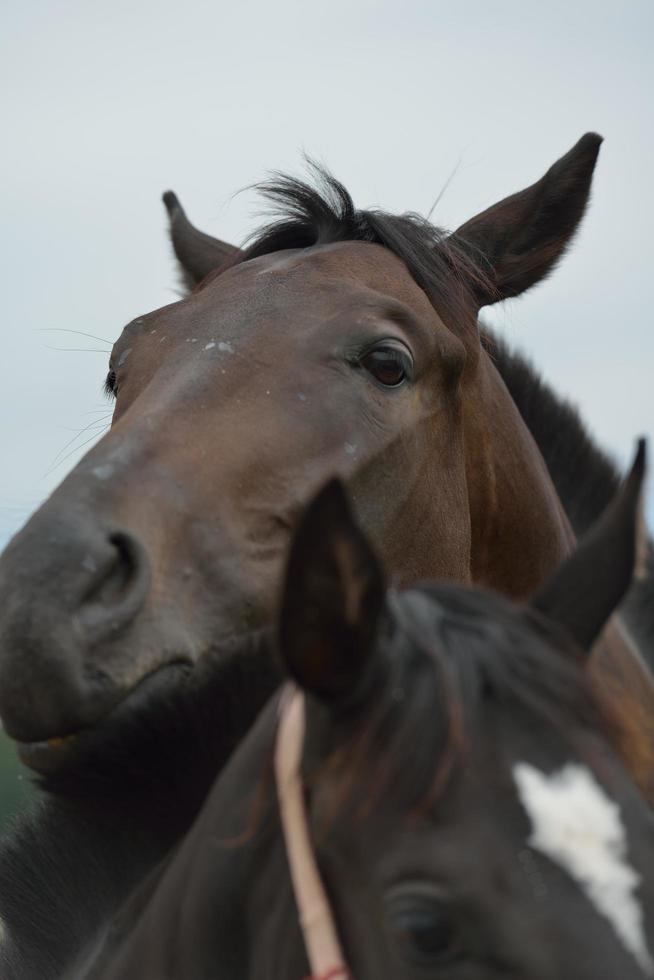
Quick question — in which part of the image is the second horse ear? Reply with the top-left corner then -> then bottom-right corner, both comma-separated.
278,479 -> 386,706
452,133 -> 602,307
162,191 -> 242,290
531,439 -> 647,655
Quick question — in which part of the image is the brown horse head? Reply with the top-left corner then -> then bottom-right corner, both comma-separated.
0,135 -> 602,751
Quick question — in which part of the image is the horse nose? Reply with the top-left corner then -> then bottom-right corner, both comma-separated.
76,530 -> 151,640
0,516 -> 152,742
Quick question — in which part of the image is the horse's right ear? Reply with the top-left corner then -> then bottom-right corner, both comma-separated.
278,479 -> 386,706
162,191 -> 242,290
531,439 -> 647,655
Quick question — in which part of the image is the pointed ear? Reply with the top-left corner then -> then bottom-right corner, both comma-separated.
532,439 -> 647,655
452,133 -> 602,307
278,479 -> 386,705
162,191 -> 242,290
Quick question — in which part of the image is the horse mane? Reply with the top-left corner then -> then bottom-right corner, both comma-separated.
243,164 -> 495,325
322,585 -> 604,818
483,332 -> 654,660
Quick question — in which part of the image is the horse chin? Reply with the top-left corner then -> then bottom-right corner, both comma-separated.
15,660 -> 192,777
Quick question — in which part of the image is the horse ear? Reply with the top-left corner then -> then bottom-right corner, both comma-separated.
531,439 -> 647,655
162,191 -> 242,290
278,479 -> 386,705
452,133 -> 602,307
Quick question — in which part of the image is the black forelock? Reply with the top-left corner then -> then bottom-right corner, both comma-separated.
325,583 -> 603,817
241,163 -> 494,324
409,582 -> 599,727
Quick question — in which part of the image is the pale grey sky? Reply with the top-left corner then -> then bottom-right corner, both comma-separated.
1,0 -> 652,552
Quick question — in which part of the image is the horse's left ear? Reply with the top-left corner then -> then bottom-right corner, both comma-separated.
452,133 -> 602,306
278,479 -> 386,705
162,191 -> 242,290
531,439 -> 647,655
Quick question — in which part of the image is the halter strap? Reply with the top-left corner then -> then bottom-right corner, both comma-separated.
274,685 -> 352,980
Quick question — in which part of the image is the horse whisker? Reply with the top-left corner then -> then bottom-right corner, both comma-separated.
58,420 -> 112,433
37,328 -> 115,346
49,418 -> 113,469
43,427 -> 111,479
44,346 -> 111,354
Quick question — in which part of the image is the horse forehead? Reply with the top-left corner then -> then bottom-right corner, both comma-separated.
513,761 -> 653,976
218,241 -> 433,310
255,239 -> 409,275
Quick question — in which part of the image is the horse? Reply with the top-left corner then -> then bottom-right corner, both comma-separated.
0,134 -> 652,976
72,444 -> 654,980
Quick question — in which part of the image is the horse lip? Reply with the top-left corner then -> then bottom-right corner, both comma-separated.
15,660 -> 191,776
17,734 -> 81,775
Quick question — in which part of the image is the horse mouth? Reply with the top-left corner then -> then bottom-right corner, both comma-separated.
15,661 -> 192,777
17,733 -> 82,776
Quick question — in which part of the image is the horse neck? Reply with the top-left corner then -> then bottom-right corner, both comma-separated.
0,795 -> 171,979
463,352 -> 574,599
591,619 -> 654,805
464,353 -> 654,804
72,694 -> 289,979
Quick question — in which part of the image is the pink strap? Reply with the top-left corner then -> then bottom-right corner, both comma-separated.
275,685 -> 352,980
304,969 -> 350,980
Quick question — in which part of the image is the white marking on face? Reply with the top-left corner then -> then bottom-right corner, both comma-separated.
217,340 -> 234,353
513,761 -> 653,975
344,442 -> 357,456
117,347 -> 132,366
91,464 -> 114,481
81,555 -> 98,573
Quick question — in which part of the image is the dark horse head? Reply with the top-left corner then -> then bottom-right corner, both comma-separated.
77,444 -> 653,980
0,135 -> 620,754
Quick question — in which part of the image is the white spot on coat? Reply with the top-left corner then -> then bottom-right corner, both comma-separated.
92,464 -> 114,481
344,443 -> 357,456
218,340 -> 234,353
204,342 -> 216,351
81,555 -> 98,573
513,761 -> 653,975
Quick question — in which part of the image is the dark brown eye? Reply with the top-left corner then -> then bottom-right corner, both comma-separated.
359,343 -> 412,388
387,887 -> 463,968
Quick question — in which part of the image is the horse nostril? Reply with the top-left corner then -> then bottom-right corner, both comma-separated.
77,530 -> 151,639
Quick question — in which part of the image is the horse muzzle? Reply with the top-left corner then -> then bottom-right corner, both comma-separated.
0,504 -> 152,747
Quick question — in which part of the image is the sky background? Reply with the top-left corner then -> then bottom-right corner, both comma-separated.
1,0 -> 652,553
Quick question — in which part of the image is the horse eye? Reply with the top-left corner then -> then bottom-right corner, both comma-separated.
104,369 -> 117,399
387,890 -> 462,967
359,343 -> 412,388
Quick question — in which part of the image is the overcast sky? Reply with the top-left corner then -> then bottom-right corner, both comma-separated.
1,0 -> 652,554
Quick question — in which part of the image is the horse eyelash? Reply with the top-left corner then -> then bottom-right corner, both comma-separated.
103,370 -> 117,399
